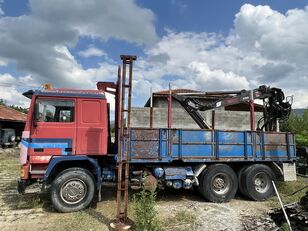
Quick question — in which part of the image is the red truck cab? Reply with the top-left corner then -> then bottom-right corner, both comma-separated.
19,88 -> 108,181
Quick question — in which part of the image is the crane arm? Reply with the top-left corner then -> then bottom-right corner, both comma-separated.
172,85 -> 292,131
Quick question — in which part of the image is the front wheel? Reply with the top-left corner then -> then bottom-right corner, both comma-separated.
198,164 -> 238,202
51,167 -> 95,213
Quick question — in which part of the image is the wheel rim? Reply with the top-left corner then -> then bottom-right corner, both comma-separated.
60,178 -> 88,204
212,173 -> 230,195
253,172 -> 270,194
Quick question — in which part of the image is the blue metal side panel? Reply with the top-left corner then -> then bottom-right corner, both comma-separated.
246,132 -> 253,157
181,145 -> 212,157
287,133 -> 296,158
180,130 -> 213,158
217,131 -> 245,157
22,138 -> 72,155
125,128 -> 296,163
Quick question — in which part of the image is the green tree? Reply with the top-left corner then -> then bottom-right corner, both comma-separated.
0,99 -> 6,105
280,109 -> 308,146
9,104 -> 28,114
133,186 -> 162,231
0,98 -> 28,114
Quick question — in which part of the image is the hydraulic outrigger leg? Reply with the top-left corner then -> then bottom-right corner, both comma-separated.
110,55 -> 137,230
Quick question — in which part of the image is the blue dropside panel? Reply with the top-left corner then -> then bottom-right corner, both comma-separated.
120,128 -> 296,163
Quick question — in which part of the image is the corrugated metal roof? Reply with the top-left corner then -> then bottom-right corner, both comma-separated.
0,105 -> 27,122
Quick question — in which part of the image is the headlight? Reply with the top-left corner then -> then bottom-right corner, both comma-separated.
10,136 -> 15,142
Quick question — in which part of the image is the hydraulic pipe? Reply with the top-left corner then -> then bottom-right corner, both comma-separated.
168,83 -> 172,129
150,87 -> 153,128
250,90 -> 255,131
211,110 -> 215,130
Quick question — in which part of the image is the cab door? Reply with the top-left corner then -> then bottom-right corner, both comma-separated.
30,97 -> 76,157
76,98 -> 108,155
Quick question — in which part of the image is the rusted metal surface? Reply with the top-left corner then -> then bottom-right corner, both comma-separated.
115,61 -> 125,220
264,133 -> 286,144
131,129 -> 159,141
126,128 -> 296,163
150,107 -> 153,128
130,129 -> 160,158
110,217 -> 134,231
116,66 -> 121,150
96,81 -> 117,94
168,83 -> 172,129
143,174 -> 158,191
131,141 -> 159,159
150,88 -> 153,128
115,55 -> 137,225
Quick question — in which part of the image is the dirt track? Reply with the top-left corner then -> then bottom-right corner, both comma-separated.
0,149 -> 278,231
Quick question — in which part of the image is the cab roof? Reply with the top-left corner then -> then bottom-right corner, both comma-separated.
23,89 -> 105,99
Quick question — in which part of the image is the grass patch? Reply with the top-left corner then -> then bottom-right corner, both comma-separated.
268,176 -> 308,207
15,194 -> 41,209
163,210 -> 198,231
0,149 -> 20,173
53,209 -> 108,231
281,223 -> 291,231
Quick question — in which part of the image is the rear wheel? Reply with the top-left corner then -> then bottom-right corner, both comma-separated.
237,165 -> 251,197
51,167 -> 95,212
240,164 -> 276,200
198,164 -> 238,202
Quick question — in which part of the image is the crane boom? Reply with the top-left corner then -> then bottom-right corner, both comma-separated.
172,85 -> 292,131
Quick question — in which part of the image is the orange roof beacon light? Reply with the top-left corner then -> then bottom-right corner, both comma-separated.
43,83 -> 52,90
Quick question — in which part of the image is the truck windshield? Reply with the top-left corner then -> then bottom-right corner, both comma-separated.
35,99 -> 74,122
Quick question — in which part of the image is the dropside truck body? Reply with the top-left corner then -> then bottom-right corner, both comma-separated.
18,56 -> 296,213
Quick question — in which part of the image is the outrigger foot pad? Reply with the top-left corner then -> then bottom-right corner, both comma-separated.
110,217 -> 134,231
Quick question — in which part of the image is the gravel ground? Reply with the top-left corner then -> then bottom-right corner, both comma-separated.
0,148 -> 278,231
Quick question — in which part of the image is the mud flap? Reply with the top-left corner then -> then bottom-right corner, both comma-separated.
17,179 -> 27,194
98,185 -> 102,202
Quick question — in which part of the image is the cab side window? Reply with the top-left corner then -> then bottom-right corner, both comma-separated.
35,99 -> 75,122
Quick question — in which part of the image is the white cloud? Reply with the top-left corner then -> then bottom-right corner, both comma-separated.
78,47 -> 106,58
0,73 -> 32,107
0,0 -> 157,91
0,2 -> 4,17
0,73 -> 15,85
231,4 -> 308,64
0,58 -> 8,66
29,0 -> 157,45
0,2 -> 307,110
0,85 -> 30,108
131,5 -> 308,108
188,62 -> 249,90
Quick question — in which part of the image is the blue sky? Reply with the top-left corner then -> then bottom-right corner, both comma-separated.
0,0 -> 307,109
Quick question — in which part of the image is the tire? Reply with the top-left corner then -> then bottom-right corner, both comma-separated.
241,164 -> 276,201
237,165 -> 251,197
198,164 -> 238,203
51,167 -> 95,213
